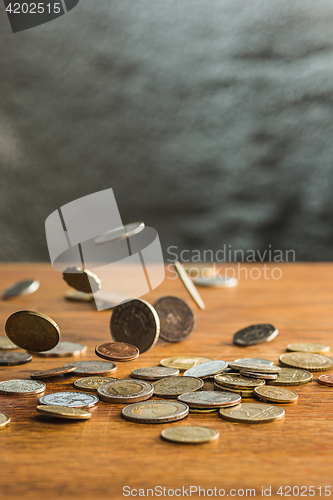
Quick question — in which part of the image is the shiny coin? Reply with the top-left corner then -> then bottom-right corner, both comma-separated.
36,405 -> 91,420
160,356 -> 213,372
178,390 -> 241,408
5,310 -> 60,352
122,400 -> 189,424
192,276 -> 238,288
153,296 -> 196,343
0,379 -> 45,395
131,367 -> 179,381
174,261 -> 205,310
0,413 -> 10,429
254,386 -> 298,403
233,324 -> 278,346
94,222 -> 145,245
110,299 -> 160,353
74,376 -> 117,392
240,371 -> 278,380
32,341 -> 87,357
0,352 -> 32,366
64,290 -> 93,302
183,360 -> 228,379
317,374 -> 333,387
2,279 -> 39,300
153,376 -> 203,398
63,267 -> 101,294
279,352 -> 333,372
97,379 -> 153,403
95,342 -> 139,362
189,408 -> 219,414
286,343 -> 330,354
214,373 -> 265,389
228,361 -> 281,373
39,391 -> 98,408
234,358 -> 273,366
64,360 -> 117,376
214,384 -> 254,398
0,337 -> 19,350
30,365 -> 77,379
219,403 -> 285,423
267,368 -> 313,386
161,426 -> 219,444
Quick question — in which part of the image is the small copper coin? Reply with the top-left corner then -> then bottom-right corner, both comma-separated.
0,352 -> 32,366
64,360 -> 117,376
153,296 -> 196,343
30,365 -> 77,379
95,342 -> 139,361
317,374 -> 333,387
63,267 -> 101,294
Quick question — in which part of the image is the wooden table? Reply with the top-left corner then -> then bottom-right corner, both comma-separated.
0,263 -> 333,500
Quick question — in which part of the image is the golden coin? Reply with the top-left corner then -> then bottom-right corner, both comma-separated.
5,310 -> 60,352
0,379 -> 45,395
267,367 -> 313,386
64,290 -> 94,302
153,376 -> 204,398
74,376 -> 117,392
178,390 -> 241,408
279,352 -> 333,372
97,379 -> 153,403
0,413 -> 10,429
160,356 -> 213,372
214,384 -> 254,398
0,337 -> 19,350
63,267 -> 101,294
161,426 -> 219,444
214,373 -> 265,389
36,405 -> 91,420
121,400 -> 189,423
254,386 -> 298,403
286,343 -> 330,354
219,403 -> 285,424
30,365 -> 77,379
32,341 -> 87,358
189,407 -> 219,414
174,261 -> 205,310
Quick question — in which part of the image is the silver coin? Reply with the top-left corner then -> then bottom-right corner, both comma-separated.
183,360 -> 228,379
0,379 -> 45,395
0,352 -> 33,366
64,360 -> 117,375
39,391 -> 99,408
178,390 -> 241,408
192,276 -> 238,288
234,358 -> 274,366
31,341 -> 87,357
233,324 -> 278,346
94,222 -> 145,245
240,370 -> 278,380
97,379 -> 153,403
131,367 -> 179,381
0,337 -> 19,350
121,400 -> 189,424
228,361 -> 281,373
2,279 -> 39,299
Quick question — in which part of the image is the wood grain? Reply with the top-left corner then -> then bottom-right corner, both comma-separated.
0,263 -> 333,499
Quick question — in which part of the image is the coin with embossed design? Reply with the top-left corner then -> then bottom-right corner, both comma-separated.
228,361 -> 281,373
0,352 -> 32,366
161,426 -> 219,444
30,365 -> 77,379
0,413 -> 10,429
178,391 -> 241,408
0,379 -> 45,395
32,341 -> 87,358
286,343 -> 330,354
233,324 -> 278,346
183,360 -> 228,379
267,368 -> 313,386
63,267 -> 101,294
254,386 -> 298,403
36,405 -> 91,420
95,342 -> 139,361
74,377 -> 117,392
153,296 -> 195,343
160,356 -> 213,372
0,337 -> 19,350
214,373 -> 265,389
64,360 -> 117,376
97,379 -> 153,403
153,376 -> 203,398
122,400 -> 189,423
39,391 -> 98,408
317,374 -> 333,387
131,367 -> 179,381
219,403 -> 285,423
279,352 -> 333,372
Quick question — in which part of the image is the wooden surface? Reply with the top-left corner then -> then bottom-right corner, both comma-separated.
1,263 -> 333,500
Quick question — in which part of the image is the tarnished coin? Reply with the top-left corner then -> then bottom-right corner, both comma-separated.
234,358 -> 273,366
214,373 -> 265,389
317,374 -> 333,387
5,310 -> 60,352
64,360 -> 117,376
240,371 -> 278,380
254,386 -> 298,403
178,390 -> 241,408
64,290 -> 94,302
122,400 -> 189,423
279,352 -> 333,372
0,337 -> 19,350
287,343 -> 330,354
0,413 -> 10,429
228,361 -> 281,374
74,377 -> 117,392
214,385 -> 254,398
160,356 -> 213,372
219,403 -> 285,423
131,367 -> 179,381
161,426 -> 219,444
183,360 -> 228,379
95,342 -> 139,361
39,391 -> 99,408
267,368 -> 313,386
97,379 -> 153,403
63,267 -> 101,294
36,405 -> 91,420
233,324 -> 278,346
192,276 -> 238,288
110,299 -> 160,353
0,352 -> 32,366
2,279 -> 39,300
32,341 -> 87,358
0,379 -> 45,395
30,365 -> 77,379
94,222 -> 145,245
153,296 -> 195,343
153,376 -> 204,398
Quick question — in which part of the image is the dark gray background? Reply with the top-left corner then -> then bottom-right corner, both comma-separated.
1,0 -> 333,262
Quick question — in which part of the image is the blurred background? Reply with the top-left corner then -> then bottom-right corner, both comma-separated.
1,0 -> 333,262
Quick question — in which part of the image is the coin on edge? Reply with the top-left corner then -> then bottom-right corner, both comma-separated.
63,267 -> 101,294
2,279 -> 39,300
32,341 -> 87,357
160,356 -> 213,372
267,368 -> 313,386
153,376 -> 203,398
193,276 -> 238,288
0,379 -> 45,395
74,377 -> 118,392
178,391 -> 241,408
214,373 -> 266,389
317,374 -> 333,387
97,379 -> 153,404
131,367 -> 179,381
36,405 -> 91,420
219,403 -> 285,424
94,222 -> 145,245
153,296 -> 196,343
64,361 -> 117,376
254,386 -> 298,403
279,352 -> 333,372
286,343 -> 330,354
233,324 -> 278,346
122,400 -> 189,424
0,413 -> 10,429
39,392 -> 99,408
0,337 -> 19,350
0,352 -> 32,366
64,290 -> 94,302
95,342 -> 139,361
161,426 -> 219,444
184,360 -> 228,379
30,365 -> 77,379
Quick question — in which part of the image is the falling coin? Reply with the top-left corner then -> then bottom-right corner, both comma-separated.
64,361 -> 117,376
267,368 -> 313,386
121,400 -> 189,424
233,324 -> 278,346
2,279 -> 40,300
153,296 -> 196,343
317,374 -> 333,387
131,367 -> 180,381
63,267 -> 101,294
254,386 -> 298,403
36,405 -> 91,420
0,379 -> 45,395
160,356 -> 213,372
183,360 -> 228,379
0,413 -> 10,429
178,391 -> 241,408
0,337 -> 19,350
94,222 -> 145,245
279,352 -> 333,372
286,343 -> 330,355
153,376 -> 204,398
64,290 -> 94,302
0,352 -> 32,366
74,377 -> 117,392
192,276 -> 238,288
161,426 -> 219,444
95,342 -> 139,362
97,379 -> 153,404
174,261 -> 205,310
31,341 -> 87,358
39,392 -> 99,408
30,365 -> 77,379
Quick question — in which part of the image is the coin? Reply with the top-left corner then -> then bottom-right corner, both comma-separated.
74,377 -> 117,392
192,276 -> 238,288
36,405 -> 91,420
189,408 -> 219,414
30,365 -> 77,379
160,356 -> 213,372
183,360 -> 228,379
0,352 -> 32,366
5,310 -> 60,352
0,337 -> 19,350
279,352 -> 333,372
219,403 -> 285,423
228,361 -> 281,373
110,299 -> 160,353
267,368 -> 313,386
174,261 -> 205,310
95,342 -> 139,361
64,360 -> 117,375
317,374 -> 333,387
64,290 -> 94,302
178,391 -> 241,408
32,341 -> 87,358
286,343 -> 330,354
239,371 -> 278,380
214,373 -> 265,389
254,386 -> 298,403
0,379 -> 45,395
2,279 -> 40,299
153,296 -> 196,343
214,384 -> 254,398
97,379 -> 153,403
131,367 -> 180,381
39,392 -> 99,408
0,413 -> 10,429
153,376 -> 204,398
161,426 -> 219,444
63,267 -> 101,294
94,222 -> 145,245
121,400 -> 189,424
233,324 -> 278,346
234,358 -> 274,366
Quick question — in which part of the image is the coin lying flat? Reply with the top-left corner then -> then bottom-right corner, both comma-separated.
97,379 -> 153,403
233,324 -> 278,346
153,296 -> 196,343
214,384 -> 254,398
110,299 -> 160,353
64,290 -> 94,302
122,400 -> 189,424
214,373 -> 265,389
161,426 -> 219,444
94,222 -> 145,245
0,413 -> 10,429
0,379 -> 45,395
184,360 -> 228,379
317,374 -> 333,387
228,361 -> 281,374
63,267 -> 101,294
2,279 -> 40,300
189,408 -> 219,414
64,361 -> 117,376
174,261 -> 205,310
267,368 -> 313,386
234,358 -> 273,366
219,403 -> 285,424
279,352 -> 333,372
178,391 -> 241,408
192,276 -> 238,288
5,310 -> 60,352
131,367 -> 180,381
254,386 -> 298,403
240,370 -> 278,380
39,392 -> 99,408
160,356 -> 213,372
32,341 -> 87,357
286,343 -> 330,354
153,376 -> 204,398
0,352 -> 32,366
36,405 -> 91,420
0,337 -> 19,350
95,342 -> 139,362
74,377 -> 117,392
30,365 -> 77,379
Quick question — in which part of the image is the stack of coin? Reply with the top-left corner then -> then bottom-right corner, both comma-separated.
228,360 -> 281,381
214,373 -> 266,398
178,391 -> 241,413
